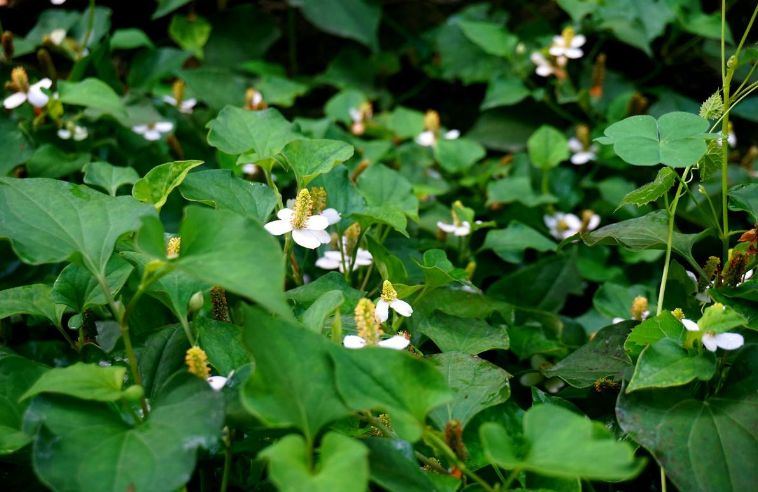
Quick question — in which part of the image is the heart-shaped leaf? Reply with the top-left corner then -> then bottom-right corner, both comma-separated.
132,160 -> 203,210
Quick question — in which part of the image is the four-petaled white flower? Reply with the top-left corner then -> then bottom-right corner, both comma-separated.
568,137 -> 597,165
682,318 -> 744,352
316,238 -> 373,272
162,95 -> 197,114
207,375 -> 228,391
544,210 -> 600,240
57,123 -> 88,141
3,77 -> 52,109
549,28 -> 586,60
343,333 -> 410,350
376,280 -> 413,322
437,220 -> 471,236
415,129 -> 460,147
264,189 -> 334,249
132,121 -> 174,141
530,52 -> 564,78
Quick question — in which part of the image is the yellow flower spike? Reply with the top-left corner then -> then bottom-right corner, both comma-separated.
166,236 -> 181,259
576,124 -> 590,149
172,79 -> 186,106
354,298 -> 382,346
671,308 -> 685,321
631,296 -> 649,321
423,110 -> 440,133
291,189 -> 313,229
309,186 -> 328,214
185,346 -> 210,379
381,280 -> 398,303
562,26 -> 576,47
10,66 -> 28,92
344,222 -> 361,256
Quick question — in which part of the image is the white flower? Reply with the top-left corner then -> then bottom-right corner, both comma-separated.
375,280 -> 413,323
682,318 -> 744,352
51,0 -> 66,4
437,220 -> 471,236
686,270 -> 712,303
316,240 -> 373,272
131,121 -> 174,141
549,28 -> 586,60
162,95 -> 197,114
264,189 -> 333,249
530,52 -> 557,77
415,129 -> 460,147
3,78 -> 52,109
568,137 -> 597,165
241,163 -> 258,176
544,211 -> 599,240
727,130 -> 736,148
49,28 -> 67,46
207,376 -> 228,391
343,333 -> 410,350
321,208 -> 341,225
57,123 -> 88,141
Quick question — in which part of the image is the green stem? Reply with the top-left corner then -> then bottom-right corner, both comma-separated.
423,430 -> 497,492
220,429 -> 232,492
81,0 -> 96,56
661,467 -> 668,492
656,168 -> 690,315
178,315 -> 195,346
502,468 -> 522,490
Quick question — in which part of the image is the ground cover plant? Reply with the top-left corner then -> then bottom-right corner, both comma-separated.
0,0 -> 756,491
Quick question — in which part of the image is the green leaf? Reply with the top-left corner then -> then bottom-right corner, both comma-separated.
363,438 -> 439,492
289,0 -> 381,50
488,253 -> 583,312
597,112 -> 710,167
0,353 -> 47,455
356,164 -> 418,219
697,303 -> 747,332
481,404 -> 645,481
433,138 -> 486,173
122,251 -> 208,321
416,249 -> 467,290
481,77 -> 530,110
206,106 -> 301,158
528,125 -> 569,170
168,14 -> 211,58
582,210 -> 705,267
110,28 -> 155,50
0,118 -> 33,175
132,160 -> 204,210
617,345 -> 758,492
27,373 -> 224,492
621,167 -> 677,207
728,183 -> 758,222
280,138 -> 354,185
179,169 -> 276,224
624,311 -> 685,358
286,272 -> 363,312
261,432 -> 369,492
57,78 -> 126,118
138,327 -> 190,399
27,144 -> 91,179
544,323 -> 633,388
486,176 -> 557,208
196,318 -> 249,376
153,0 -> 192,19
21,363 -> 126,402
240,308 -> 351,441
592,282 -> 656,320
352,207 -> 408,237
457,20 -> 517,57
386,106 -> 425,139
626,338 -> 716,393
331,346 -> 452,442
420,312 -> 509,354
429,352 -> 510,429
174,207 -> 292,319
482,221 -> 556,263
83,161 -> 140,196
301,290 -> 344,334
597,0 -> 674,56
0,178 -> 156,277
0,284 -> 65,329
52,256 -> 133,313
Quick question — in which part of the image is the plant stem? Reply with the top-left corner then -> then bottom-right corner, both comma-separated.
502,467 -> 522,490
656,167 -> 690,316
81,0 -> 96,57
220,429 -> 233,492
423,430 -> 497,492
661,467 -> 668,492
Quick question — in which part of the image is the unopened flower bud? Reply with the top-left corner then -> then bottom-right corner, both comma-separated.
37,48 -> 56,81
122,384 -> 145,402
2,31 -> 14,61
423,110 -> 440,132
444,420 -> 468,461
631,296 -> 648,321
188,291 -> 204,313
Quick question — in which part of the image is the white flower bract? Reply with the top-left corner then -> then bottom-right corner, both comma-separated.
207,376 -> 228,391
163,95 -> 197,114
437,220 -> 471,236
3,78 -> 52,109
132,121 -> 174,141
549,32 -> 586,59
316,246 -> 372,272
568,137 -> 597,165
264,207 -> 332,249
343,334 -> 410,350
682,318 -> 744,352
